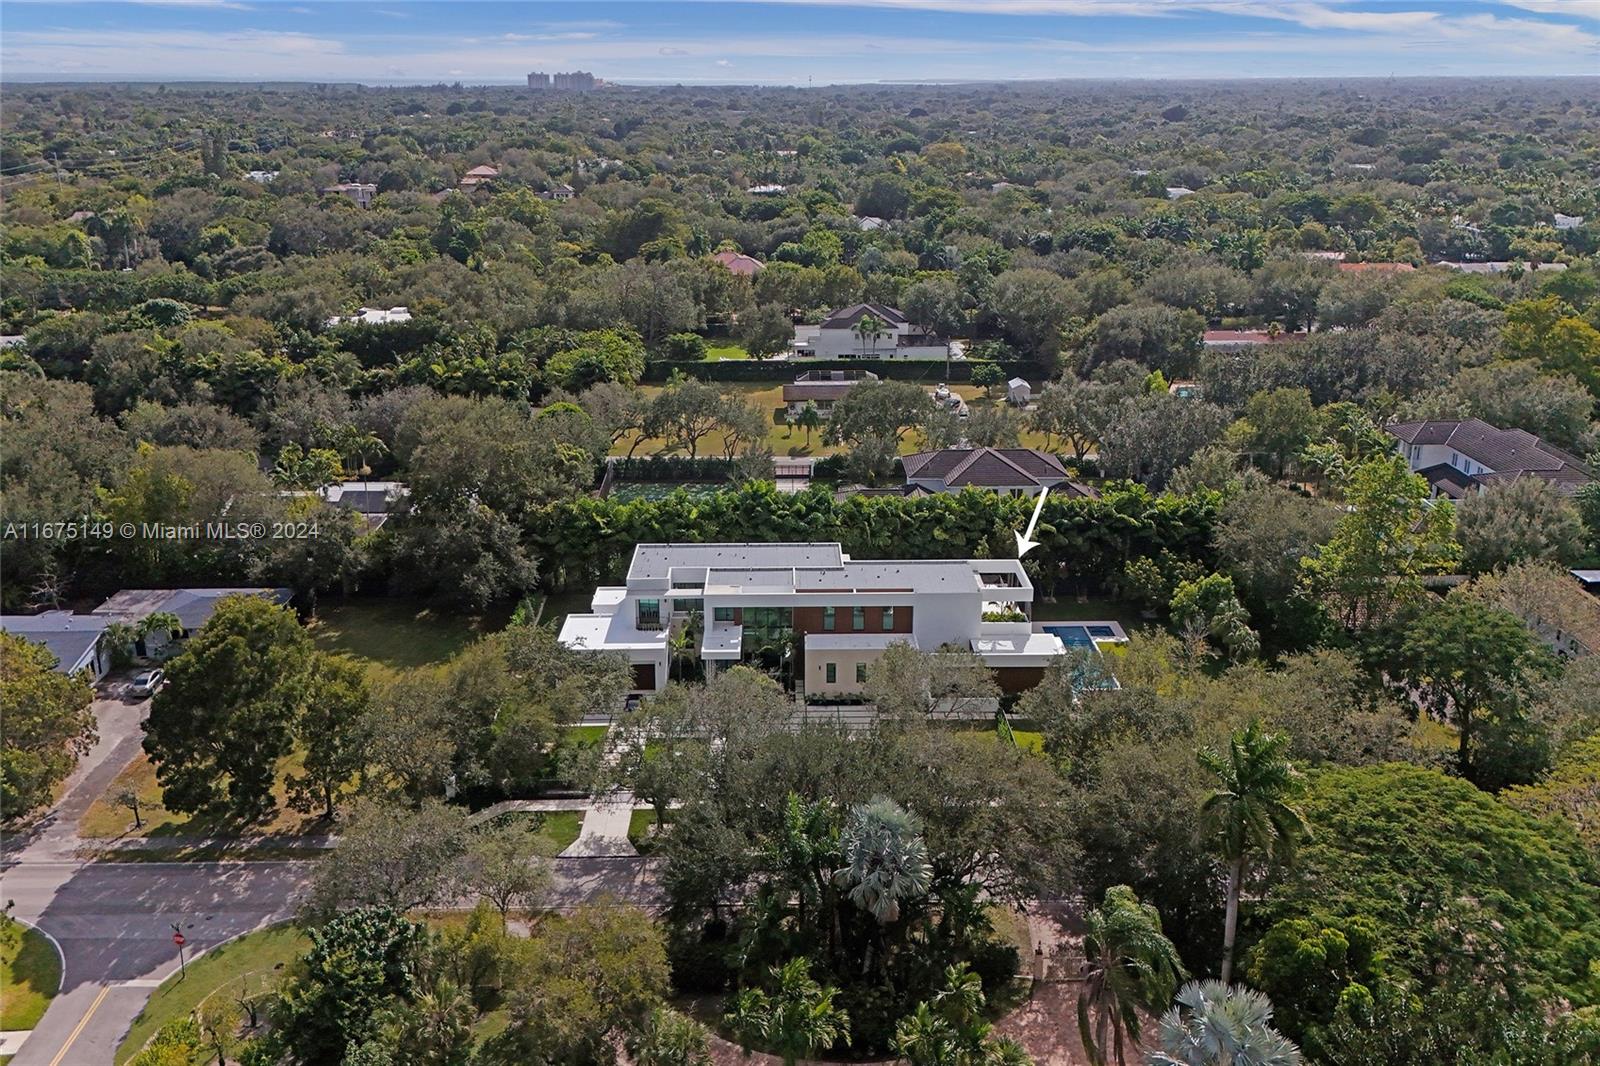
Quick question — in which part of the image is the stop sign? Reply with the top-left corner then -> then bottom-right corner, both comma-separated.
172,931 -> 186,947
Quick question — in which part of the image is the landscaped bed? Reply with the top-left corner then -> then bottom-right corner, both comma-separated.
115,923 -> 310,1065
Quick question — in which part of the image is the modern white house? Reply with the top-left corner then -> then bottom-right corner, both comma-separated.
1386,418 -> 1597,499
322,182 -> 377,208
782,369 -> 879,418
557,542 -> 1070,699
325,306 -> 413,327
899,447 -> 1093,499
793,303 -> 952,360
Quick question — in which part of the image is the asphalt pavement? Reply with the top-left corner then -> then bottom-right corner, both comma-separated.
0,677 -> 661,1065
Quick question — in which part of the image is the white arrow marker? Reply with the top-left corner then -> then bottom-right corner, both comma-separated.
1014,487 -> 1050,557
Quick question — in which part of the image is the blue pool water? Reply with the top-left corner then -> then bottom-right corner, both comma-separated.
1043,624 -> 1094,648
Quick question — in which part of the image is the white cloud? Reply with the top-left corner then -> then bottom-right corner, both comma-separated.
1501,0 -> 1600,17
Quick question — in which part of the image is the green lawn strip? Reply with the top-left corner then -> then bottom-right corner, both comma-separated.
704,344 -> 751,360
628,808 -> 674,852
1,925 -> 62,1031
87,846 -> 330,863
115,923 -> 310,1065
485,810 -> 583,854
1030,595 -> 1149,634
564,725 -> 610,746
308,598 -> 511,673
79,748 -> 324,841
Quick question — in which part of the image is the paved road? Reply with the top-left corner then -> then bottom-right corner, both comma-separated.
4,860 -> 313,1066
1,678 -> 660,1065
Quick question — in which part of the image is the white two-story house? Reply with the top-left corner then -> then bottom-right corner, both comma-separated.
794,304 -> 952,360
1386,419 -> 1596,499
557,542 -> 1067,699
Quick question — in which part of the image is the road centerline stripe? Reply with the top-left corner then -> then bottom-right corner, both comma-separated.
48,984 -> 110,1066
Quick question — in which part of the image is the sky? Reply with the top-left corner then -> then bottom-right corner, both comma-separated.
2,0 -> 1599,84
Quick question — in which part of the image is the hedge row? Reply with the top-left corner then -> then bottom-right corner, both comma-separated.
526,480 -> 1220,595
641,357 -> 1047,385
605,456 -> 736,483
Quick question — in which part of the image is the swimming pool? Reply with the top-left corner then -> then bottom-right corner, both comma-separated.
1043,624 -> 1095,648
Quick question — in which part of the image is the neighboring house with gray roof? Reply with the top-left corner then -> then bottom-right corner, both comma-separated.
93,587 -> 294,657
899,446 -> 1094,499
782,369 -> 879,417
1386,418 -> 1596,499
318,480 -> 409,530
0,611 -> 112,679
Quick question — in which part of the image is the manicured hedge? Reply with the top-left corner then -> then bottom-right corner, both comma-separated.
526,480 -> 1220,594
605,456 -> 736,483
640,357 -> 1047,384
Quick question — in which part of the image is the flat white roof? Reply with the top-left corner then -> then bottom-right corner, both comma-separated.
806,633 -> 918,651
558,612 -> 666,653
701,623 -> 743,659
628,542 -> 844,583
971,633 -> 1066,660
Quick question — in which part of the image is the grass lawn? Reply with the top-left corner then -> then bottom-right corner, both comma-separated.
565,725 -> 610,746
1031,595 -> 1151,635
115,923 -> 310,1065
954,724 -> 1046,756
704,343 -> 751,360
486,810 -> 583,854
618,382 -> 1055,461
628,807 -> 674,852
308,598 -> 511,676
78,749 -> 325,841
530,589 -> 595,628
1,925 -> 60,1031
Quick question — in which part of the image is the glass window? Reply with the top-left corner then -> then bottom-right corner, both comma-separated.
713,606 -> 734,623
855,662 -> 867,683
823,606 -> 836,631
825,662 -> 837,684
882,607 -> 895,631
637,599 -> 661,627
673,598 -> 702,614
852,606 -> 865,631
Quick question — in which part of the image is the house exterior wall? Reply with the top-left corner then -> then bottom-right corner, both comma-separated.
803,648 -> 882,698
1398,441 -> 1495,479
807,328 -> 951,360
906,477 -> 1047,498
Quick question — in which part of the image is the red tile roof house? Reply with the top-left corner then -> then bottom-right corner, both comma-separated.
899,446 -> 1098,499
711,250 -> 765,277
1202,329 -> 1307,348
1386,418 -> 1597,499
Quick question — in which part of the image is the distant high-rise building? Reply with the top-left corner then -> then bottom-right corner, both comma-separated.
527,71 -> 550,89
552,70 -> 596,91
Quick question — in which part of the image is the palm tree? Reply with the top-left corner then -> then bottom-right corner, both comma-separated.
894,1001 -> 962,1066
1148,980 -> 1302,1066
1077,885 -> 1186,1066
834,795 -> 932,924
853,312 -> 888,357
625,1006 -> 712,1066
796,402 -> 823,448
725,957 -> 851,1066
1197,720 -> 1309,985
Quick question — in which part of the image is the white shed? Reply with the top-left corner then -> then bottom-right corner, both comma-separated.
1006,377 -> 1031,406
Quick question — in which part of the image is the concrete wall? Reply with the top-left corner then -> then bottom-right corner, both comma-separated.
803,648 -> 881,698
